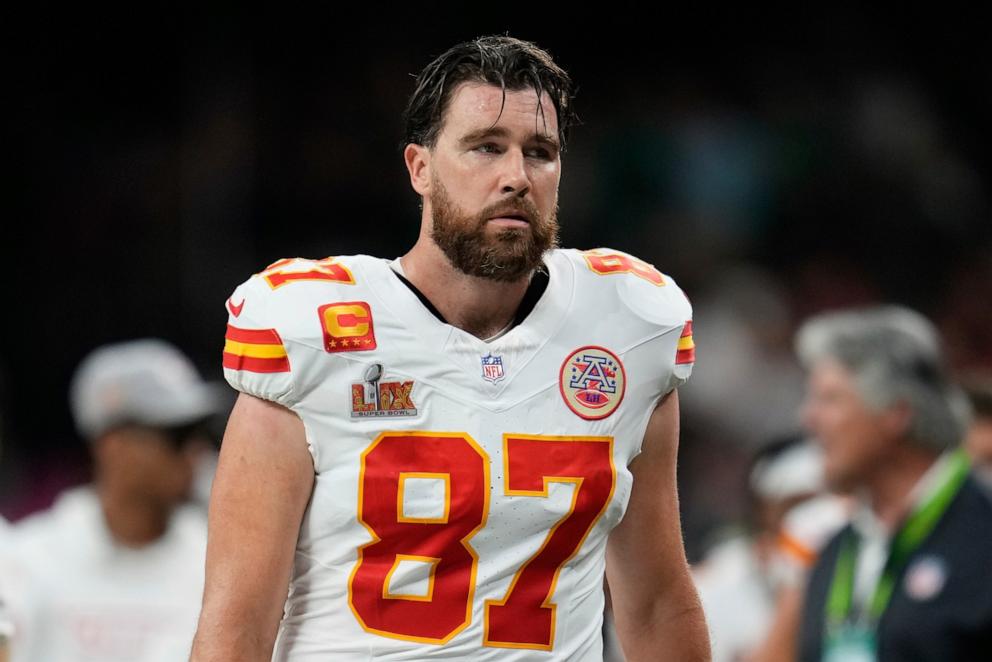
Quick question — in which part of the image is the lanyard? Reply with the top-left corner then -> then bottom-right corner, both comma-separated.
825,449 -> 971,627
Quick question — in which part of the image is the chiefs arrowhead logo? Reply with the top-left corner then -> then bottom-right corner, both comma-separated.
226,297 -> 245,317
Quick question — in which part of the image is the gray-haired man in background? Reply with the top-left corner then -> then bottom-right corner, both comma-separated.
794,306 -> 992,661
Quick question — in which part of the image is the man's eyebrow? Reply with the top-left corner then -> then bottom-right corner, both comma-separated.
458,126 -> 560,151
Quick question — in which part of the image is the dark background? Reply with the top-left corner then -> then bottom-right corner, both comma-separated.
3,10 -> 990,554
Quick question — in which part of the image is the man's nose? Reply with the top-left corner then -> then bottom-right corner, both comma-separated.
499,147 -> 531,196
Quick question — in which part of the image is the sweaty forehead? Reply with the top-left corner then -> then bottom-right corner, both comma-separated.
441,82 -> 559,140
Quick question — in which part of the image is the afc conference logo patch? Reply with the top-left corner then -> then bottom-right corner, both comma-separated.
559,346 -> 626,420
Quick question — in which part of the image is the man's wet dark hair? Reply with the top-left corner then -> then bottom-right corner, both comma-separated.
402,35 -> 579,154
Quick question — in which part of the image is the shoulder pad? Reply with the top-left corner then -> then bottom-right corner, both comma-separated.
564,248 -> 695,388
567,247 -> 692,330
220,254 -> 371,408
251,256 -> 358,290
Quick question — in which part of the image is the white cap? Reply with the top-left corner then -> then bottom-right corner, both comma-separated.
749,440 -> 825,501
70,339 -> 223,440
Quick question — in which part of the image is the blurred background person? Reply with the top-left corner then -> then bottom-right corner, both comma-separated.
795,306 -> 992,661
1,339 -> 223,662
962,378 -> 992,483
748,490 -> 850,662
692,436 -> 848,662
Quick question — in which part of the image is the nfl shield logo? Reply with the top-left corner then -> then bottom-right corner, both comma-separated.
481,353 -> 506,383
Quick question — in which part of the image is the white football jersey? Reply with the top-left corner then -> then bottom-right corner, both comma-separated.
222,247 -> 695,660
1,486 -> 207,662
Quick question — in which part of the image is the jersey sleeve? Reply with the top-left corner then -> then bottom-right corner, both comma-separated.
221,274 -> 296,408
665,281 -> 695,394
616,259 -> 694,395
576,247 -> 695,397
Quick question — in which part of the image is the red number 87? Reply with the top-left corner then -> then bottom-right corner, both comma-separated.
347,431 -> 616,651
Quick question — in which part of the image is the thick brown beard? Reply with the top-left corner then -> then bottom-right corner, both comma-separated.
429,173 -> 559,282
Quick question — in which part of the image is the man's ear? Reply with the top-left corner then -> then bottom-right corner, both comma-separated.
404,143 -> 431,196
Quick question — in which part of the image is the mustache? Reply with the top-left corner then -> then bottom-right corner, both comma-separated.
480,198 -> 541,224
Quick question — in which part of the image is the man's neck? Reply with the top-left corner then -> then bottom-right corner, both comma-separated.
399,238 -> 534,340
863,445 -> 942,529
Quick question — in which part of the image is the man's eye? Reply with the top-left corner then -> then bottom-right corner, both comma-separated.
475,143 -> 500,153
526,148 -> 552,160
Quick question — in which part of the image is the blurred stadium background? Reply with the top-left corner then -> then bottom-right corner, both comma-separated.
2,11 -> 989,561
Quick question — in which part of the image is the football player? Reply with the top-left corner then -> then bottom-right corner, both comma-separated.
192,35 -> 709,661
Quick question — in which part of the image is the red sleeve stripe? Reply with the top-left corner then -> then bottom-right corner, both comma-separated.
222,352 -> 291,373
675,321 -> 695,365
223,325 -> 290,373
225,324 -> 284,345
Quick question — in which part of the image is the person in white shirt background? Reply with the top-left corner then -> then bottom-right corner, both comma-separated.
0,339 -> 225,662
689,436 -> 848,662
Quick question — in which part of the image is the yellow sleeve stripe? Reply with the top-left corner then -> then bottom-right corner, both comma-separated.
223,339 -> 288,359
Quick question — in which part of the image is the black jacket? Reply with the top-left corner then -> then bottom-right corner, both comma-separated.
799,475 -> 992,661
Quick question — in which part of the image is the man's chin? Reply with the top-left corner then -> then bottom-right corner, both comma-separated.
472,262 -> 534,282
486,225 -> 531,244
470,249 -> 541,282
